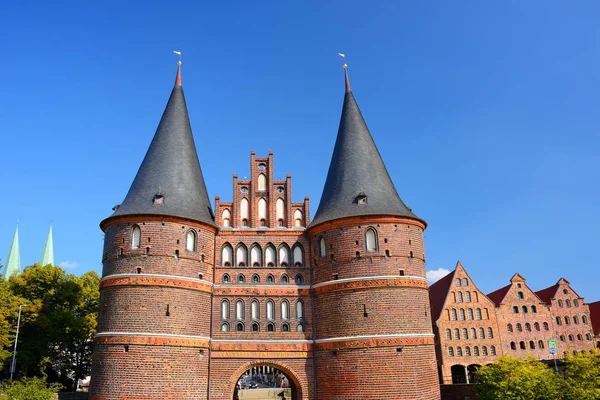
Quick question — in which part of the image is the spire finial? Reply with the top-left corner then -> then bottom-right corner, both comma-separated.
338,52 -> 350,92
173,51 -> 182,86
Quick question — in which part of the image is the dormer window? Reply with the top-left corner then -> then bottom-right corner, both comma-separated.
356,191 -> 367,205
153,193 -> 164,205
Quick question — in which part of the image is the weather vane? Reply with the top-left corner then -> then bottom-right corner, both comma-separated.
173,50 -> 182,65
338,52 -> 347,69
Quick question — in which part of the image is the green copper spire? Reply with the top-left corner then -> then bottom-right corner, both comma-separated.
4,226 -> 21,279
40,224 -> 54,266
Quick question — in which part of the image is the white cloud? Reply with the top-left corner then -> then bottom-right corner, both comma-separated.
427,268 -> 451,284
59,260 -> 79,269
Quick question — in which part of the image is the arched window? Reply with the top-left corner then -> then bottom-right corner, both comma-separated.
513,306 -> 519,314
507,323 -> 513,332
222,274 -> 230,283
446,329 -> 452,340
462,278 -> 468,286
275,198 -> 285,223
454,328 -> 460,340
365,228 -> 378,252
265,244 -> 276,266
294,210 -> 303,227
517,291 -> 524,299
240,198 -> 249,226
293,245 -> 303,267
534,322 -> 540,331
282,323 -> 290,332
236,323 -> 244,332
258,198 -> 267,223
448,347 -> 454,357
457,347 -> 463,356
451,309 -> 457,321
279,245 -> 290,267
479,327 -> 485,339
266,300 -> 274,320
221,243 -> 233,266
529,341 -> 535,349
587,333 -> 593,341
462,328 -> 468,339
488,327 -> 493,338
236,300 -> 244,320
236,244 -> 248,266
251,300 -> 259,320
522,306 -> 528,313
476,308 -> 482,320
566,299 -> 571,308
238,274 -> 245,283
565,316 -> 570,325
560,335 -> 566,342
132,225 -> 141,249
539,340 -> 544,349
267,323 -> 275,332
281,300 -> 290,320
543,322 -> 549,330
573,316 -> 579,324
295,274 -> 303,285
525,323 -> 531,332
222,209 -> 231,227
266,274 -> 274,284
465,292 -> 471,302
558,299 -> 564,308
281,275 -> 289,284
297,324 -> 304,332
459,309 -> 466,320
490,346 -> 496,356
577,334 -> 583,341
465,346 -> 471,356
456,278 -> 461,287
186,230 -> 196,252
574,299 -> 579,307
582,315 -> 588,324
252,274 -> 260,284
221,300 -> 230,319
470,328 -> 477,339
258,174 -> 266,191
516,323 -> 522,332
556,316 -> 562,325
221,322 -> 229,332
319,237 -> 326,258
252,323 -> 259,332
250,244 -> 262,266
510,342 -> 517,350
474,346 -> 479,356
457,292 -> 464,303
482,346 -> 488,356
296,300 -> 304,319
467,309 -> 474,320
568,334 -> 574,342
519,341 -> 526,349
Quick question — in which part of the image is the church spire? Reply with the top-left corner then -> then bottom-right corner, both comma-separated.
4,225 -> 20,279
103,63 -> 215,227
40,224 -> 54,266
311,66 -> 424,227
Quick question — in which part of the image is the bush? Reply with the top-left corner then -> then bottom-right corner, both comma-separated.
0,377 -> 62,400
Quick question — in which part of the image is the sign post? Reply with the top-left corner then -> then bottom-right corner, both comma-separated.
548,340 -> 558,372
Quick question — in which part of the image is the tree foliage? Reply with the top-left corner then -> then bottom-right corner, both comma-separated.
0,377 -> 62,400
475,352 -> 600,400
0,265 -> 99,389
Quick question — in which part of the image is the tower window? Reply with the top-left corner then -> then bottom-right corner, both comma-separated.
365,228 -> 378,252
186,230 -> 196,252
319,237 -> 326,258
356,191 -> 367,205
131,225 -> 141,249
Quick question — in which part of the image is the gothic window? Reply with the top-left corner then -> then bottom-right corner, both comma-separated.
279,245 -> 290,267
221,243 -> 233,266
465,292 -> 471,302
462,278 -> 468,286
265,244 -> 276,266
558,299 -> 564,308
522,306 -> 528,313
266,274 -> 274,283
448,347 -> 454,357
468,309 -> 474,320
276,198 -> 285,222
456,278 -> 461,287
294,210 -> 303,227
251,244 -> 262,267
252,323 -> 259,332
365,228 -> 378,252
238,274 -> 245,283
577,334 -> 583,341
295,274 -> 303,285
236,300 -> 244,320
186,230 -> 196,252
470,328 -> 476,339
240,198 -> 249,225
258,174 -> 266,191
251,300 -> 259,320
454,328 -> 460,340
451,309 -> 457,321
222,274 -> 230,283
221,300 -> 229,319
266,300 -> 274,320
474,346 -> 479,356
282,323 -> 290,332
459,309 -> 466,320
222,209 -> 231,227
488,327 -> 493,338
490,346 -> 496,355
236,244 -> 248,266
297,324 -> 304,332
568,334 -> 574,342
565,316 -> 570,325
529,341 -> 535,349
574,299 -> 579,307
462,328 -> 468,339
281,300 -> 290,320
236,323 -> 244,332
479,327 -> 485,339
457,292 -> 463,303
465,346 -> 471,356
457,347 -> 463,357
476,308 -> 482,320
566,299 -> 571,308
258,198 -> 267,222
446,329 -> 452,340
560,335 -> 565,342
281,275 -> 289,284
587,333 -> 593,341
556,316 -> 562,326
252,274 -> 260,284
131,225 -> 141,249
221,322 -> 229,332
267,323 -> 275,332
296,300 -> 304,320
293,244 -> 304,266
482,346 -> 488,356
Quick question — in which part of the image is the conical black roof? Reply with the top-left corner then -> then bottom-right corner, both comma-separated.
104,66 -> 215,227
310,69 -> 424,228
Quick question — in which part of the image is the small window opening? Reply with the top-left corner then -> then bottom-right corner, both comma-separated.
153,193 -> 164,205
145,247 -> 150,256
165,304 -> 170,317
136,267 -> 141,274
385,250 -> 390,257
198,273 -> 203,280
384,238 -> 388,243
242,219 -> 248,227
356,191 -> 367,204
260,219 -> 266,226
175,250 -> 179,259
399,270 -> 405,276
124,345 -> 129,352
333,274 -> 338,280
356,251 -> 361,259
363,304 -> 368,318
409,251 -> 413,258
278,220 -> 283,227
408,239 -> 411,245
396,347 -> 402,353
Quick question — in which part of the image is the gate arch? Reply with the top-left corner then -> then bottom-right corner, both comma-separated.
229,360 -> 303,400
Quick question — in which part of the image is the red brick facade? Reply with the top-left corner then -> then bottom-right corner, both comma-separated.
430,265 -> 597,386
91,152 -> 441,400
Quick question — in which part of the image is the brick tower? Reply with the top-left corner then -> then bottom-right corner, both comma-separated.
307,67 -> 440,399
90,64 -> 216,399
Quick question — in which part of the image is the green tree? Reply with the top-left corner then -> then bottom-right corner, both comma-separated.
0,377 -> 62,400
562,349 -> 600,400
474,356 -> 563,400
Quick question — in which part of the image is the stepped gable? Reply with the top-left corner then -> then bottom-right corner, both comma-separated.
310,67 -> 424,228
103,63 -> 215,227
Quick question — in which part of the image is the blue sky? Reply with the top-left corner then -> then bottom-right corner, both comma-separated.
1,1 -> 599,300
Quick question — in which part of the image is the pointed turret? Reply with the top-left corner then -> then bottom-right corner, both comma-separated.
311,67 -> 423,227
103,63 -> 215,226
4,226 -> 20,279
40,224 -> 54,266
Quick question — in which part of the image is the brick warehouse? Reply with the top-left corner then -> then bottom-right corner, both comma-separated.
90,63 -> 441,400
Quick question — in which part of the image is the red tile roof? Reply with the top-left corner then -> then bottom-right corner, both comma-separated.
535,283 -> 559,305
588,301 -> 600,336
428,269 -> 455,322
487,284 -> 511,306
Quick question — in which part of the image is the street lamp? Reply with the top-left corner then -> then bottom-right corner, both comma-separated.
10,304 -> 27,381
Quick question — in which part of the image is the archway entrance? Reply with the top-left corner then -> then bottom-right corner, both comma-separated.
233,364 -> 296,400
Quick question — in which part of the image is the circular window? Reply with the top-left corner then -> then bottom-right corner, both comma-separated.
277,187 -> 284,193
241,187 -> 248,193
258,164 -> 266,170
